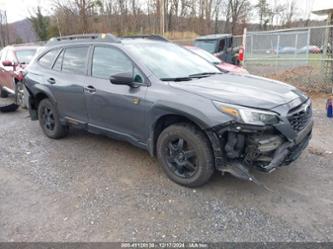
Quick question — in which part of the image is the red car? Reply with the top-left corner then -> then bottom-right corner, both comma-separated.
0,45 -> 40,107
185,46 -> 249,75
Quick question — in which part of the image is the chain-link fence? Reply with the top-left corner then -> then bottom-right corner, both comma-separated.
244,25 -> 333,91
173,25 -> 333,92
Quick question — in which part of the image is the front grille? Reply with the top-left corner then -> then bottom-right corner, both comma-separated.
288,101 -> 312,132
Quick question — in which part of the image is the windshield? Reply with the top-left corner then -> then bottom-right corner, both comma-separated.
194,40 -> 217,53
125,42 -> 220,80
188,47 -> 221,64
16,49 -> 37,64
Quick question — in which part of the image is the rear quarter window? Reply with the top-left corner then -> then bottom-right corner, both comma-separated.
38,49 -> 61,68
53,50 -> 64,71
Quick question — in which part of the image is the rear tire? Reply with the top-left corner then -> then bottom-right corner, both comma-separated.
0,87 -> 8,98
157,123 -> 214,187
38,98 -> 68,139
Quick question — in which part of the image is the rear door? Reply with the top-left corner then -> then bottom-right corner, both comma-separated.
46,46 -> 90,123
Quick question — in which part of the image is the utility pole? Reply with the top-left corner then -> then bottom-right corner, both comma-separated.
0,10 -> 9,47
160,0 -> 165,35
55,15 -> 62,37
4,10 -> 9,45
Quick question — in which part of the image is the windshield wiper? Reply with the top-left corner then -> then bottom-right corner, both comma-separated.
160,77 -> 193,82
160,72 -> 222,82
189,72 -> 222,78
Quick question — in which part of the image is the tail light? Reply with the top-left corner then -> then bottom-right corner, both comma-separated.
239,48 -> 244,62
16,71 -> 24,81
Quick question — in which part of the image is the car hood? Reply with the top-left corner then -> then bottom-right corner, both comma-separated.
169,74 -> 303,110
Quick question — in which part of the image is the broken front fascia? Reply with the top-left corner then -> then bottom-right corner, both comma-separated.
206,119 -> 313,181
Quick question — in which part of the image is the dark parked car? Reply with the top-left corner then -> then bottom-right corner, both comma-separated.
193,34 -> 241,65
0,45 -> 40,107
185,45 -> 249,74
194,34 -> 234,54
24,34 -> 313,187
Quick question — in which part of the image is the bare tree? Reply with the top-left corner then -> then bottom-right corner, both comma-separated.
54,0 -> 102,34
255,0 -> 272,30
48,0 -> 254,37
227,0 -> 251,34
271,3 -> 286,26
285,0 -> 297,27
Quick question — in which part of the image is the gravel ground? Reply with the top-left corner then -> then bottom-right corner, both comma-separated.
0,97 -> 332,242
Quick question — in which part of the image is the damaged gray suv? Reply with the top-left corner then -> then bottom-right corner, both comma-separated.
24,34 -> 313,187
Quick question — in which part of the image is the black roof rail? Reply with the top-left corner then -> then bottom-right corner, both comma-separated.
46,33 -> 121,45
121,35 -> 169,42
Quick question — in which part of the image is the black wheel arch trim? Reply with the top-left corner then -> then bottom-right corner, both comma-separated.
147,104 -> 220,159
27,84 -> 57,120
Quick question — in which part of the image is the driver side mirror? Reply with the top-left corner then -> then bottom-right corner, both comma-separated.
110,72 -> 134,86
2,60 -> 13,67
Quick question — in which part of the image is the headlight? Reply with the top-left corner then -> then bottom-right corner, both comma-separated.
213,101 -> 279,126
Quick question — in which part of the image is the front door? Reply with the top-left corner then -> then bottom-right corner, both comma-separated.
47,46 -> 90,123
85,45 -> 148,142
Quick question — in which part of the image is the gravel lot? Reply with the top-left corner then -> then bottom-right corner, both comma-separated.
0,97 -> 332,242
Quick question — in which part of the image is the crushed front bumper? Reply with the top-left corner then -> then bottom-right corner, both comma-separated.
208,116 -> 313,180
258,119 -> 313,172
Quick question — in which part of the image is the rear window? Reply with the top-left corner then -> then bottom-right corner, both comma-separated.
39,49 -> 60,68
16,49 -> 37,64
0,48 -> 8,61
62,47 -> 89,75
193,40 -> 217,53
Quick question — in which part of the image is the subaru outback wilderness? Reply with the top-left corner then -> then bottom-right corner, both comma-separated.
24,34 -> 313,187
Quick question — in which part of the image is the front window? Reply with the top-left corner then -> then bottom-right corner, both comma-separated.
194,40 -> 218,53
92,46 -> 144,84
92,46 -> 133,79
16,49 -> 37,64
125,42 -> 220,80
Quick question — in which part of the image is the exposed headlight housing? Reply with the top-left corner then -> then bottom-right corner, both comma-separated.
213,101 -> 280,126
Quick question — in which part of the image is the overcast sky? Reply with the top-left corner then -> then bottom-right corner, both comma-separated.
0,0 -> 330,24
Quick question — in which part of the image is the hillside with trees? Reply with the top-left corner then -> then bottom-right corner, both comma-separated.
0,0 -> 327,44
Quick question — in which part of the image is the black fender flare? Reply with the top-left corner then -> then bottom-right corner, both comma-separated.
28,84 -> 57,120
146,103 -> 213,156
32,84 -> 57,105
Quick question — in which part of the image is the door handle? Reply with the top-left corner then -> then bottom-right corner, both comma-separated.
47,78 -> 56,84
84,85 -> 96,94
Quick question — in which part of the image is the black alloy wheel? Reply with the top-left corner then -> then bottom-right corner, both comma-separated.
157,123 -> 214,187
41,105 -> 56,131
166,137 -> 198,178
38,98 -> 68,139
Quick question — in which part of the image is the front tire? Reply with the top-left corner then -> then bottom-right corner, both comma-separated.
157,123 -> 214,187
38,98 -> 68,139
